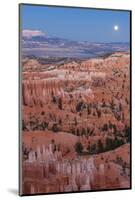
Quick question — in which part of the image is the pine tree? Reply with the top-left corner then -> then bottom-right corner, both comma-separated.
97,139 -> 104,153
75,142 -> 83,154
87,143 -> 97,154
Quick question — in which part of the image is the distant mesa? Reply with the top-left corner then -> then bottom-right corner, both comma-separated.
22,29 -> 130,58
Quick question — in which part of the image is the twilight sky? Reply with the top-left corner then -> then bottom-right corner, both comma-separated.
21,4 -> 130,43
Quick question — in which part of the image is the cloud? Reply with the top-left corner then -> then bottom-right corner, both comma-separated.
22,30 -> 46,38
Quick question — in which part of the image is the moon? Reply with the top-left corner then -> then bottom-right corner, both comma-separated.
114,25 -> 119,31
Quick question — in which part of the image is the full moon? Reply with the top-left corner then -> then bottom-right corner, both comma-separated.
114,25 -> 119,31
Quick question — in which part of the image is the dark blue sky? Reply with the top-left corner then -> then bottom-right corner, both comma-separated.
21,4 -> 130,43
